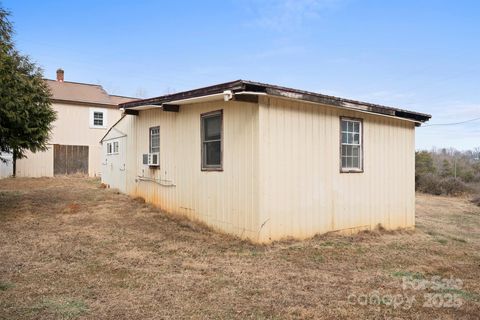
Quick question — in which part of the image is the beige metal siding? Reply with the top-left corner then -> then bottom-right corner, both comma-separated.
16,102 -> 122,177
16,146 -> 54,177
257,96 -> 416,242
49,103 -> 115,145
126,100 -> 260,240
101,125 -> 128,193
109,96 -> 416,243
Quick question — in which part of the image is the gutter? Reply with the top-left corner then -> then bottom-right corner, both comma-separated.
119,80 -> 431,123
123,91 -> 240,111
120,80 -> 245,109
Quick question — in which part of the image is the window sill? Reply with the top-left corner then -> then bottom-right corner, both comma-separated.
201,167 -> 223,172
340,168 -> 364,173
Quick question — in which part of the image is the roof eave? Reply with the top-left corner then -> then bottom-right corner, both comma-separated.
120,80 -> 245,109
120,80 -> 431,123
51,98 -> 119,108
261,87 -> 431,123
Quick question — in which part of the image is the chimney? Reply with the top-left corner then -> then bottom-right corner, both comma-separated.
56,68 -> 64,82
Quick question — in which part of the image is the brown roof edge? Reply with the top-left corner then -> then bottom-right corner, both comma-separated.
120,80 -> 432,123
51,98 -> 120,108
44,78 -> 104,87
119,80 -> 245,109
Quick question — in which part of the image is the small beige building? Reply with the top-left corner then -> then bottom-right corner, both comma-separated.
101,80 -> 430,242
16,69 -> 135,177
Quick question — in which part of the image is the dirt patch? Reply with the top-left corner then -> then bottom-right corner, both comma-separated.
0,178 -> 479,319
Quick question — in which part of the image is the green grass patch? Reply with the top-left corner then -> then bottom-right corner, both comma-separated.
250,249 -> 261,257
0,281 -> 14,291
311,253 -> 324,263
448,236 -> 467,243
426,230 -> 466,244
319,241 -> 335,247
439,288 -> 480,302
319,240 -> 351,248
31,298 -> 88,319
434,238 -> 448,245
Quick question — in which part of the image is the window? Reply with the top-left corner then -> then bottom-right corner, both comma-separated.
149,127 -> 160,153
106,141 -> 118,155
201,110 -> 222,170
89,108 -> 107,128
93,112 -> 104,126
340,117 -> 363,172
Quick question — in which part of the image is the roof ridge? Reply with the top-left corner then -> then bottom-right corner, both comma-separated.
44,78 -> 103,87
109,94 -> 138,99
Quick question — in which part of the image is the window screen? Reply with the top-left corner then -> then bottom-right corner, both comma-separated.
340,118 -> 362,171
201,111 -> 222,170
149,127 -> 160,153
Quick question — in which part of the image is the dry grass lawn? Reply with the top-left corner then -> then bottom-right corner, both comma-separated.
0,177 -> 479,319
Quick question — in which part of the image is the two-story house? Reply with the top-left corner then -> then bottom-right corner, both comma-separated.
15,69 -> 135,177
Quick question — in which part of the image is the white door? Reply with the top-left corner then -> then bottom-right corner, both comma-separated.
102,137 -> 127,193
115,136 -> 127,193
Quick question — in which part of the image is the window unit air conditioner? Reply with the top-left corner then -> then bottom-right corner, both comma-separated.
143,153 -> 159,167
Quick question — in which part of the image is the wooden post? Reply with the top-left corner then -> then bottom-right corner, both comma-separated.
454,158 -> 457,179
12,150 -> 16,178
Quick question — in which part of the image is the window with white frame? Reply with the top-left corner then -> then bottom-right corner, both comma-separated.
106,142 -> 113,155
90,108 -> 107,128
340,117 -> 363,172
149,127 -> 160,153
201,110 -> 222,170
106,141 -> 118,155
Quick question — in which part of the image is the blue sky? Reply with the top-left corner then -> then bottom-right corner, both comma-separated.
3,0 -> 480,150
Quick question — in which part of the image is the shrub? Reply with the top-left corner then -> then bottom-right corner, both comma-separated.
439,177 -> 469,196
416,173 -> 443,195
473,173 -> 480,183
416,174 -> 469,196
472,196 -> 480,207
460,170 -> 475,183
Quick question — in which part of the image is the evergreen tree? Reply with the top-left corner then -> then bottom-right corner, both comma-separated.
0,7 -> 56,175
440,159 -> 453,178
415,151 -> 436,188
415,151 -> 435,176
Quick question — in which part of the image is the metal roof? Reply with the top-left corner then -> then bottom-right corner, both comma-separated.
119,80 -> 431,123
